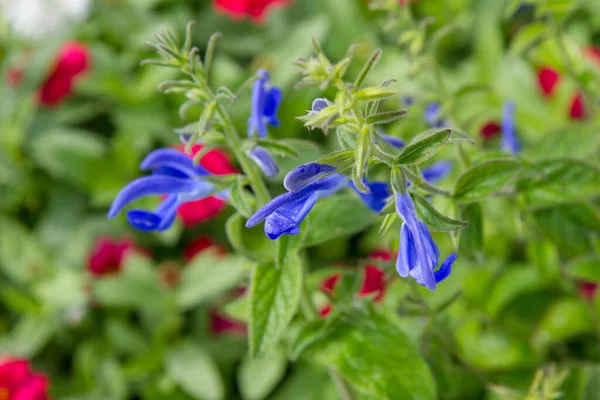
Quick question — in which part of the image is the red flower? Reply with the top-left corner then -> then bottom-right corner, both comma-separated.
479,122 -> 501,141
175,144 -> 237,226
87,237 -> 137,277
569,92 -> 586,120
183,236 -> 227,262
210,310 -> 247,335
319,250 -> 391,317
578,282 -> 597,301
537,67 -> 561,97
38,41 -> 91,107
0,358 -> 50,400
214,0 -> 290,23
5,68 -> 23,87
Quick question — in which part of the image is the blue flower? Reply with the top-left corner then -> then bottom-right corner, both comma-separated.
395,192 -> 457,290
248,146 -> 279,177
310,98 -> 329,113
348,179 -> 390,213
424,102 -> 449,128
284,162 -> 338,192
248,69 -> 282,138
422,161 -> 453,183
108,148 -> 223,232
501,101 -> 520,155
401,96 -> 415,106
246,174 -> 347,240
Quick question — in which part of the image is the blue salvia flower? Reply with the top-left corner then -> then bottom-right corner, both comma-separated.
424,102 -> 449,128
247,146 -> 279,177
108,148 -> 224,232
401,96 -> 415,106
310,98 -> 329,113
284,162 -> 337,192
500,101 -> 520,155
422,161 -> 453,183
246,174 -> 347,239
248,69 -> 282,138
395,192 -> 457,290
348,179 -> 390,213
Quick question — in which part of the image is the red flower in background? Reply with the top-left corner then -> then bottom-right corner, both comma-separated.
578,282 -> 597,301
536,45 -> 600,120
214,0 -> 289,23
175,144 -> 237,226
87,237 -> 138,277
319,250 -> 391,317
39,41 -> 91,107
480,122 -> 501,141
0,358 -> 50,400
183,236 -> 227,262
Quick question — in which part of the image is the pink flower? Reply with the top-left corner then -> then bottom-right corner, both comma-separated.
87,237 -> 139,277
479,122 -> 501,141
0,358 -> 50,400
319,250 -> 391,317
175,144 -> 237,226
183,236 -> 227,262
38,41 -> 91,107
214,0 -> 290,23
210,311 -> 247,336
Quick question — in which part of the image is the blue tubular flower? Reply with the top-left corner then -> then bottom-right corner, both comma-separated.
248,146 -> 279,177
348,179 -> 390,212
421,161 -> 452,183
246,174 -> 347,239
501,101 -> 520,155
395,192 -> 457,290
108,148 -> 218,232
284,162 -> 337,192
424,102 -> 449,128
248,69 -> 282,138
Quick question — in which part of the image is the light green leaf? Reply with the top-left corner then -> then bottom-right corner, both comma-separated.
412,193 -> 467,232
453,159 -> 521,202
395,129 -> 451,165
226,213 -> 275,263
166,342 -> 225,400
177,251 -> 250,310
509,22 -> 549,57
254,139 -> 300,157
238,348 -> 288,400
532,298 -> 594,351
566,256 -> 600,282
0,314 -> 56,356
249,255 -> 302,357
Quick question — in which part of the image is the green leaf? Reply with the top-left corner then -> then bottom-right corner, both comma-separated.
304,192 -> 378,247
238,348 -> 288,400
315,150 -> 355,169
412,193 -> 467,232
290,319 -> 328,360
453,159 -> 521,202
486,267 -> 544,317
166,342 -> 225,400
566,256 -> 600,282
532,298 -> 594,351
449,129 -> 475,144
458,203 -> 484,260
254,139 -> 300,157
249,255 -> 303,356
395,129 -> 451,165
301,307 -> 436,400
30,128 -> 107,190
176,251 -> 250,310
0,314 -> 56,357
452,82 -> 492,98
226,213 -> 275,263
354,87 -> 397,101
365,110 -> 408,125
229,176 -> 256,219
509,22 -> 548,57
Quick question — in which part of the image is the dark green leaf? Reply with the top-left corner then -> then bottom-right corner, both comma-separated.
458,203 -> 484,260
391,167 -> 407,195
301,307 -> 436,400
453,159 -> 521,202
395,129 -> 451,165
249,255 -> 302,356
532,299 -> 594,351
366,110 -> 408,125
412,193 -> 467,232
304,192 -> 378,247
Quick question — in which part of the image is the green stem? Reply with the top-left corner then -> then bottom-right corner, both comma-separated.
214,104 -> 271,206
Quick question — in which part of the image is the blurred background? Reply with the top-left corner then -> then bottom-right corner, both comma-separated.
1,0 -> 600,399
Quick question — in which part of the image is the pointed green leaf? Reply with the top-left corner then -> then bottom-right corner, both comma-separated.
255,139 -> 300,157
453,159 -> 521,202
412,193 -> 467,232
395,129 -> 451,165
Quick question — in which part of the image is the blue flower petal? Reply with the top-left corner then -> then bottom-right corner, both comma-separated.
263,87 -> 282,127
107,176 -> 199,218
397,223 -> 416,277
311,98 -> 328,113
126,210 -> 162,231
379,134 -> 405,149
248,146 -> 279,177
348,179 -> 390,213
284,163 -> 337,192
422,161 -> 452,184
501,101 -> 520,155
434,253 -> 457,283
140,148 -> 202,178
263,194 -> 317,240
156,195 -> 180,231
424,102 -> 449,128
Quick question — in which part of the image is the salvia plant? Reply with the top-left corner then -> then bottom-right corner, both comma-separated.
2,0 -> 600,399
